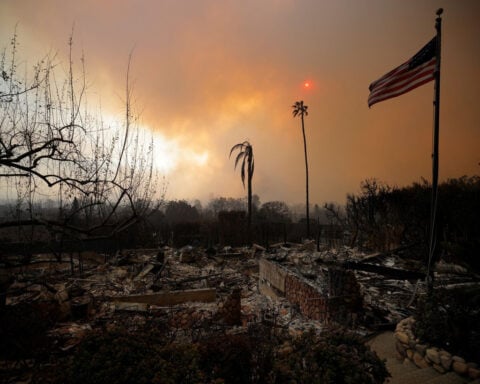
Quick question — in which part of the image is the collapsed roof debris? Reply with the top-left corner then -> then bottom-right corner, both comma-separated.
1,242 -> 479,381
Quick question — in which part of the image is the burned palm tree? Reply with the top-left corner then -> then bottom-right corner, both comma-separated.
292,100 -> 310,238
230,141 -> 254,241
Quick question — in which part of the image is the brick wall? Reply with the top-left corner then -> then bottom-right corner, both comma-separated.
285,273 -> 328,321
259,258 -> 362,323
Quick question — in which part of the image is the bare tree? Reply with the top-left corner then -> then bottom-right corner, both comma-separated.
0,30 -> 162,264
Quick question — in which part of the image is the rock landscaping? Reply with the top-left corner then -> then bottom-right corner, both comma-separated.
395,317 -> 480,381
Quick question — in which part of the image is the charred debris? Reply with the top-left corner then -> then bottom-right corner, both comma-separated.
0,242 -> 478,379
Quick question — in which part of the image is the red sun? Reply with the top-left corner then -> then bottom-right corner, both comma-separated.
303,80 -> 314,90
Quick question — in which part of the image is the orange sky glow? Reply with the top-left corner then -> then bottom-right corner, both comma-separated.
1,0 -> 479,206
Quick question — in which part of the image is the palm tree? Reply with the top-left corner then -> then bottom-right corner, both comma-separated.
292,100 -> 310,238
230,141 -> 254,242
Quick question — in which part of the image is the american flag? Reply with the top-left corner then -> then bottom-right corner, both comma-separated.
368,37 -> 437,107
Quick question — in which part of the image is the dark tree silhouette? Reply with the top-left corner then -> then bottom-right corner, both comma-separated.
292,100 -> 310,238
258,201 -> 291,224
229,141 -> 254,242
0,31 -> 161,266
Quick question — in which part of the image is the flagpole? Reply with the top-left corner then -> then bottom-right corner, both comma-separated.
427,8 -> 443,291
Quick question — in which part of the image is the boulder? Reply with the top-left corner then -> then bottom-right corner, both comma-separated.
452,356 -> 466,364
415,343 -> 427,356
452,361 -> 468,376
396,331 -> 410,345
426,348 -> 441,365
433,363 -> 446,373
406,349 -> 414,360
440,353 -> 452,370
469,367 -> 480,380
413,351 -> 430,369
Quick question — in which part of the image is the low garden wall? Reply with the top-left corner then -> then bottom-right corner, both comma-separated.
395,316 -> 480,380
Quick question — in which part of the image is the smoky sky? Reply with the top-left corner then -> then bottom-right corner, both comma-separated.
1,0 -> 479,205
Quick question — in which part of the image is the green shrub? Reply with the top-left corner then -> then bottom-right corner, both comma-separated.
415,288 -> 480,363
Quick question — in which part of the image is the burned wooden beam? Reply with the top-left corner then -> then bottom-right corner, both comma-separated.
343,261 -> 426,280
110,288 -> 216,306
358,242 -> 421,262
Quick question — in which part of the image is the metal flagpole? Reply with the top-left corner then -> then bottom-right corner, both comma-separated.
427,8 -> 443,292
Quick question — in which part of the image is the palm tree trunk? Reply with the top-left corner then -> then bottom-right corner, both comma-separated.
247,155 -> 253,244
301,114 -> 310,238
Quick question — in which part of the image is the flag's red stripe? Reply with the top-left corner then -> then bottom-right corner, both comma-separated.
369,60 -> 435,101
368,58 -> 436,107
371,66 -> 435,100
369,58 -> 435,96
371,62 -> 429,92
369,75 -> 434,106
368,73 -> 435,106
368,36 -> 437,107
369,62 -> 410,90
371,58 -> 435,92
368,67 -> 435,105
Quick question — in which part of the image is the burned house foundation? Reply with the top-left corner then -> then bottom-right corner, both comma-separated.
259,258 -> 363,325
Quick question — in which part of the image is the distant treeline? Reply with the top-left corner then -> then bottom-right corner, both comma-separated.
1,176 -> 478,271
132,175 -> 480,270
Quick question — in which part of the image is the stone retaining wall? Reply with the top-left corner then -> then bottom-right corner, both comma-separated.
395,316 -> 480,380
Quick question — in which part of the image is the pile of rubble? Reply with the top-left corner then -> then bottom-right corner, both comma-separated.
1,242 -> 478,381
